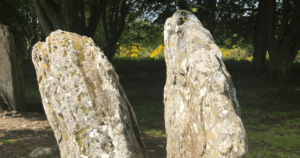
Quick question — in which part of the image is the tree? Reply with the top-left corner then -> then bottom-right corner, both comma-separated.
265,0 -> 300,78
195,0 -> 217,35
33,0 -> 141,61
32,0 -> 102,37
101,0 -> 140,61
252,0 -> 268,72
0,0 -> 42,57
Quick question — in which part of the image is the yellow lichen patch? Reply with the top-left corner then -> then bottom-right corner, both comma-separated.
43,64 -> 47,68
170,43 -> 172,48
48,62 -> 51,68
43,50 -> 48,55
47,104 -> 50,107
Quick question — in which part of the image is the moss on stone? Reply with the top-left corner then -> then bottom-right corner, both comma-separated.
78,95 -> 81,101
80,106 -> 85,113
58,113 -> 64,119
71,71 -> 76,77
63,50 -> 67,57
92,101 -> 96,108
85,78 -> 96,93
75,125 -> 89,155
97,73 -> 103,85
77,125 -> 80,129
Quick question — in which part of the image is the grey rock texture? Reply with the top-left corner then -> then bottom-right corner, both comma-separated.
32,30 -> 148,158
163,10 -> 248,158
0,24 -> 25,112
28,146 -> 59,157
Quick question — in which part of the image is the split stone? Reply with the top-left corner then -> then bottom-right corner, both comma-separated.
31,30 -> 148,158
163,10 -> 248,158
0,24 -> 25,112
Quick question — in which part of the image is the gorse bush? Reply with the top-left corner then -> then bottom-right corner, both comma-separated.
114,43 -> 300,65
115,42 -> 164,59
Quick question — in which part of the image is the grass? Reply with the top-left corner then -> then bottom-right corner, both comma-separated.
21,46 -> 300,157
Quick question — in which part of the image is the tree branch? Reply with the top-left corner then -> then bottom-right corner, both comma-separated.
38,0 -> 63,30
101,0 -> 110,43
115,0 -> 130,42
87,0 -> 103,37
32,0 -> 54,36
278,0 -> 290,43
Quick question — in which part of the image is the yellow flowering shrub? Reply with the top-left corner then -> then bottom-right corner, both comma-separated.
119,42 -> 147,58
223,51 -> 229,57
116,43 -> 164,59
247,56 -> 253,61
150,44 -> 164,58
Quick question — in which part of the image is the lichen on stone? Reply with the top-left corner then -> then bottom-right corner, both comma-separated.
31,30 -> 148,158
164,10 -> 248,158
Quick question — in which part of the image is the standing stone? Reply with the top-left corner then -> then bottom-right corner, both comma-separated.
32,30 -> 148,158
0,24 -> 25,112
164,10 -> 248,158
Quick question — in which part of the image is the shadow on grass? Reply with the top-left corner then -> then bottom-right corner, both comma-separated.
20,56 -> 300,158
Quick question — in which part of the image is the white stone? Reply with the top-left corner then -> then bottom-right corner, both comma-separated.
32,30 -> 148,158
164,10 -> 248,158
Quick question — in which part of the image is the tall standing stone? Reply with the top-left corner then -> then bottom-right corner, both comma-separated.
0,24 -> 25,112
164,10 -> 248,158
32,30 -> 148,158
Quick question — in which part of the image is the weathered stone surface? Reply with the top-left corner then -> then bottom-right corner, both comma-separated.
163,10 -> 248,158
0,24 -> 25,112
28,146 -> 60,158
32,30 -> 148,158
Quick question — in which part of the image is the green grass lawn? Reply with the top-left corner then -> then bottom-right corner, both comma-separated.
22,54 -> 300,157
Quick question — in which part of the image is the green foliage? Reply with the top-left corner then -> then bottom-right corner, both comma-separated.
118,21 -> 164,51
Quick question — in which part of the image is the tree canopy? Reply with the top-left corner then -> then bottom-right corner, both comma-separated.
1,0 -> 299,78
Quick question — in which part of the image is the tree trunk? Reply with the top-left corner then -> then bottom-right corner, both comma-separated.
196,0 -> 217,34
252,0 -> 268,72
266,0 -> 300,79
206,0 -> 217,35
103,40 -> 118,61
33,0 -> 102,37
101,0 -> 130,60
